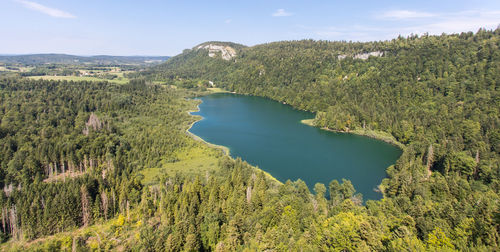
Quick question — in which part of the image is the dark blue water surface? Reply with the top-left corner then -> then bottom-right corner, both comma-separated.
190,93 -> 402,200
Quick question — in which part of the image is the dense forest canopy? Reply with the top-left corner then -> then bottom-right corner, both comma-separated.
0,29 -> 498,251
144,29 -> 500,249
147,29 -> 500,192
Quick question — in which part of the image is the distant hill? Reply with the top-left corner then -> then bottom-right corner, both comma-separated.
0,54 -> 170,65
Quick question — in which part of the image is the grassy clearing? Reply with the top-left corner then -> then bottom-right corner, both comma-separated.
300,119 -> 315,126
185,92 -> 282,185
301,119 -> 404,149
186,126 -> 230,155
350,128 -> 405,149
207,87 -> 229,93
110,70 -> 134,78
140,144 -> 221,186
27,75 -> 129,84
0,66 -> 33,72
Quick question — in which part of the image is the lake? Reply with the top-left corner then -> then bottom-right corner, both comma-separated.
189,93 -> 402,200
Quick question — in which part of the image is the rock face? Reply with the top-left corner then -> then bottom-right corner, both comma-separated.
337,54 -> 347,60
353,51 -> 384,60
197,44 -> 237,60
338,51 -> 384,60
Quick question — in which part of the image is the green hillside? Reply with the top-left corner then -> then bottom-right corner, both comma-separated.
0,29 -> 498,251
145,29 -> 500,249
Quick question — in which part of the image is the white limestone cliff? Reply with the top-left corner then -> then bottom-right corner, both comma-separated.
196,44 -> 237,60
338,51 -> 384,60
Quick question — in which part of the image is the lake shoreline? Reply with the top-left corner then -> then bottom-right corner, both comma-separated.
186,98 -> 282,184
207,89 -> 403,150
186,91 -> 401,196
218,90 -> 403,151
300,119 -> 405,150
186,100 -> 231,155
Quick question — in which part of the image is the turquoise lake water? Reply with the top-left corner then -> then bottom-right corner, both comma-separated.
190,93 -> 402,200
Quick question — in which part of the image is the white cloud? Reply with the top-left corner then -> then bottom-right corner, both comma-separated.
299,25 -> 386,41
418,10 -> 500,34
393,10 -> 500,36
272,9 -> 293,17
378,10 -> 435,20
299,10 -> 500,42
225,19 -> 232,24
16,0 -> 76,19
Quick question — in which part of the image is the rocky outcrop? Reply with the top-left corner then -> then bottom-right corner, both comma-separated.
353,51 -> 384,60
196,44 -> 237,60
338,51 -> 384,60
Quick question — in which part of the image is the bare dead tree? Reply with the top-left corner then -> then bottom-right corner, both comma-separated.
101,192 -> 109,220
426,144 -> 434,179
81,185 -> 91,226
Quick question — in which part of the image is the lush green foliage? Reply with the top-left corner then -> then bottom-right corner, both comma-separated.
1,29 -> 499,251
0,78 -> 196,241
141,29 -> 500,250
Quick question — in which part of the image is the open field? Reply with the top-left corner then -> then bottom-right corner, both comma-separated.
139,144 -> 220,186
301,119 -> 404,149
207,87 -> 229,93
0,66 -> 34,72
27,75 -> 129,84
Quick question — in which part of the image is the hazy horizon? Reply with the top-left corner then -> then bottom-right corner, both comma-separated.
0,53 -> 170,57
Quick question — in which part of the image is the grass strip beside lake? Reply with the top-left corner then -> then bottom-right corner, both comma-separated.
301,119 -> 404,149
186,97 -> 282,185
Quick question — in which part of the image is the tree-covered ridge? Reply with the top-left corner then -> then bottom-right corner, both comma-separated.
0,29 -> 498,251
0,72 -> 496,250
5,155 -> 496,251
140,28 -> 500,249
148,29 -> 499,185
0,78 -> 199,241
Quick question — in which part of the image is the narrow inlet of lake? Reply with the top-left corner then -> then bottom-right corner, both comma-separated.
189,93 -> 402,200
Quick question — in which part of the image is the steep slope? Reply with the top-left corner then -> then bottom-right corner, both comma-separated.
143,29 -> 500,249
1,31 -> 498,251
147,41 -> 245,80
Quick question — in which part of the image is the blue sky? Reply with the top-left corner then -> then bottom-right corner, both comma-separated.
1,0 -> 499,56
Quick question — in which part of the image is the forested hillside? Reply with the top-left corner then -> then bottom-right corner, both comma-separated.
0,78 -> 209,249
143,28 -> 500,250
0,29 -> 498,251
